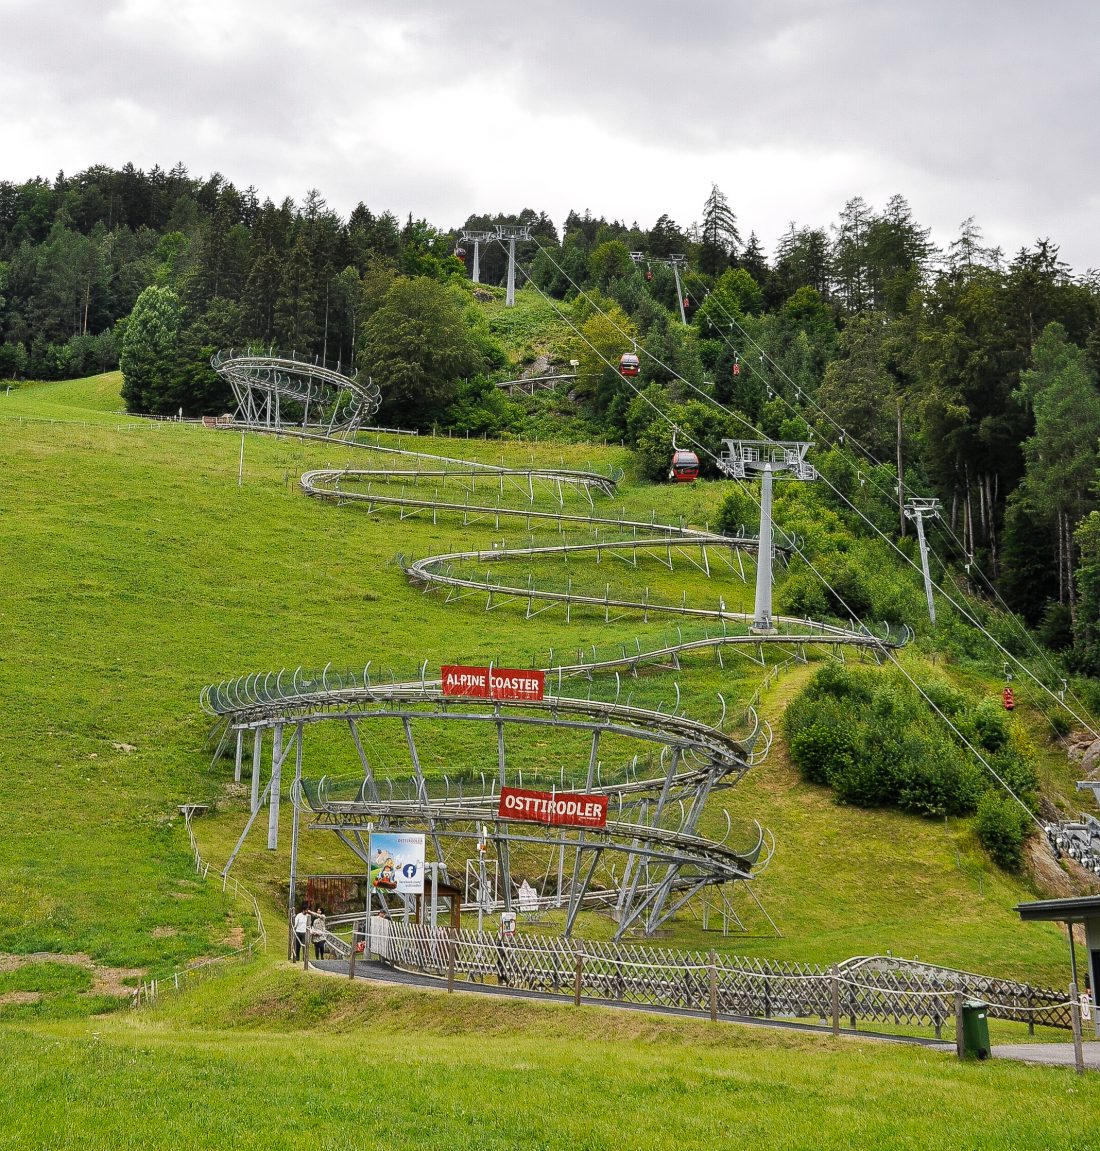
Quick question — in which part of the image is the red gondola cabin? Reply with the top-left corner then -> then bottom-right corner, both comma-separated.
669,448 -> 700,483
619,353 -> 640,377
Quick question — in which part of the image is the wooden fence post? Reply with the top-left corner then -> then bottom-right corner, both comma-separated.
447,930 -> 456,994
709,951 -> 718,1022
955,992 -> 965,1059
348,936 -> 357,981
831,965 -> 840,1036
574,952 -> 584,1006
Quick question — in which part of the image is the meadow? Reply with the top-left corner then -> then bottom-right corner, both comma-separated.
4,965 -> 1100,1150
0,371 -> 1095,1147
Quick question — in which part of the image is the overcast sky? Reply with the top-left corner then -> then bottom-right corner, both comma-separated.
2,0 -> 1098,272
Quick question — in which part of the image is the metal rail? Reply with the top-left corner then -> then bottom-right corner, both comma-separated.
203,430 -> 904,939
212,350 -> 381,440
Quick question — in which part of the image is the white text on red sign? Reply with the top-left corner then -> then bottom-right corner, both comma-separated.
497,786 -> 608,828
440,665 -> 545,701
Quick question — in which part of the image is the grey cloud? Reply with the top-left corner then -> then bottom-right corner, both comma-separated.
1,0 -> 1098,268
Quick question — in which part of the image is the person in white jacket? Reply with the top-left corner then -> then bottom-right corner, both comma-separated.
292,907 -> 310,960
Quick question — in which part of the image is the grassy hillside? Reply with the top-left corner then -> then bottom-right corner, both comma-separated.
0,371 -> 1088,1003
4,966 -> 1099,1150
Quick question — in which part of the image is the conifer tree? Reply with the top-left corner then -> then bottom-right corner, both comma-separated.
699,185 -> 741,276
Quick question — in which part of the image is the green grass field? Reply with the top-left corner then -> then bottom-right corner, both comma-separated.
1,372 -> 1095,1147
4,965 -> 1099,1151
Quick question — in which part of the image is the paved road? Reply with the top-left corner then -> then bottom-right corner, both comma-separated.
992,1041 -> 1100,1071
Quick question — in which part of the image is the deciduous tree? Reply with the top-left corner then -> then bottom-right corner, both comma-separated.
120,284 -> 180,412
360,277 -> 486,427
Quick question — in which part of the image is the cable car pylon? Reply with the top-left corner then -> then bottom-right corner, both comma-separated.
903,497 -> 941,626
460,229 -> 495,284
495,224 -> 532,306
717,439 -> 817,633
630,252 -> 689,324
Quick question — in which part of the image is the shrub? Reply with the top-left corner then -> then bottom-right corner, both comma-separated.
779,569 -> 829,619
789,723 -> 859,787
920,677 -> 968,720
804,663 -> 873,706
783,664 -> 1038,834
1046,708 -> 1074,738
831,752 -> 894,807
819,559 -> 874,619
0,340 -> 29,379
1037,601 -> 1073,651
986,747 -> 1039,807
715,486 -> 760,537
892,735 -> 983,817
967,698 -> 1011,754
976,792 -> 1031,871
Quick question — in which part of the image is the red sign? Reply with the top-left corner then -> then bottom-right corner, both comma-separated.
441,665 -> 545,701
497,787 -> 608,829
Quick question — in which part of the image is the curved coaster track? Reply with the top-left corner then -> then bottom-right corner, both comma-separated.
211,349 -> 382,439
205,357 -> 907,939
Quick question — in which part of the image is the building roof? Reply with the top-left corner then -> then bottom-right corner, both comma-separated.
1016,895 -> 1100,923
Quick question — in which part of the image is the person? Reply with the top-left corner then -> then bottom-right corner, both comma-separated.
292,906 -> 310,961
311,908 -> 327,960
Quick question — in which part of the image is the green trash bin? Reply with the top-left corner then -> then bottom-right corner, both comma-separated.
961,999 -> 991,1059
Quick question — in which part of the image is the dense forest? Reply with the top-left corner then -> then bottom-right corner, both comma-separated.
1,163 -> 1099,675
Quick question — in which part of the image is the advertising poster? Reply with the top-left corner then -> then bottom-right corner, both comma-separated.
368,831 -> 426,895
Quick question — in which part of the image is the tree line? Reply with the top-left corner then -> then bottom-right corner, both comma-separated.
1,165 -> 1099,672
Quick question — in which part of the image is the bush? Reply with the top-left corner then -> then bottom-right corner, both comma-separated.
819,559 -> 874,619
779,569 -> 828,619
967,698 -> 1011,754
804,663 -> 873,706
1037,601 -> 1073,650
0,340 -> 28,379
976,792 -> 1031,871
986,747 -> 1039,806
715,486 -> 760,537
831,752 -> 894,807
892,735 -> 982,817
783,664 -> 1040,831
444,377 -> 522,436
920,677 -> 968,720
789,723 -> 859,787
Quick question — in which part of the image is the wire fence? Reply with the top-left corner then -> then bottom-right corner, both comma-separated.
131,809 -> 267,1007
355,922 -> 1074,1038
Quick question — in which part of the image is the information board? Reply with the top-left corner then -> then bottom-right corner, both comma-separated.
368,831 -> 426,895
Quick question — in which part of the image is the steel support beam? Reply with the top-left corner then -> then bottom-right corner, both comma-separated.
753,465 -> 775,631
288,722 -> 305,923
250,729 -> 262,813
